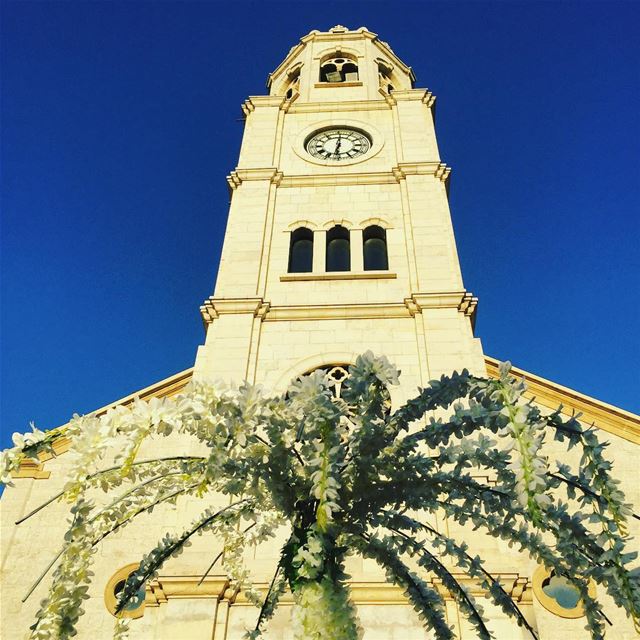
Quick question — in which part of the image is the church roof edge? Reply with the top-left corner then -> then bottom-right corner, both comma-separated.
13,358 -> 640,479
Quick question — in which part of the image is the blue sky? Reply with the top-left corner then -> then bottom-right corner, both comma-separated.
2,1 -> 639,449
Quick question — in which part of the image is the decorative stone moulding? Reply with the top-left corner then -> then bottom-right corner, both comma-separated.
11,459 -> 50,480
393,161 -> 451,184
200,297 -> 270,326
405,291 -> 477,317
226,168 -> 282,190
241,95 -> 286,116
111,573 -> 530,611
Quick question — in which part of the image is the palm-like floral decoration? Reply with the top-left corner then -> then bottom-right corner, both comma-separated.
2,352 -> 639,640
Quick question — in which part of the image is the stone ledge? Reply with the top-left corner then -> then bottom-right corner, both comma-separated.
280,271 -> 397,282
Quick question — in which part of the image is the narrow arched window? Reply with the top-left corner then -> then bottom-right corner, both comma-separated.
326,225 -> 350,271
285,68 -> 300,100
363,225 -> 388,271
341,62 -> 359,82
288,227 -> 313,273
320,62 -> 340,83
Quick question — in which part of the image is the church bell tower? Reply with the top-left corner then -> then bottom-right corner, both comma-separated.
194,24 -> 484,404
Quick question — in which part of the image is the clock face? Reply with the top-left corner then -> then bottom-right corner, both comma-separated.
305,127 -> 372,161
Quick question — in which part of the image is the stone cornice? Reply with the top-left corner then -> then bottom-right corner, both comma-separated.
241,95 -> 286,115
405,291 -> 477,318
226,168 -> 283,190
271,163 -> 451,189
146,575 -> 230,607
228,165 -> 451,191
388,88 -> 435,108
144,573 -> 529,608
485,357 -> 640,444
279,172 -> 398,188
286,99 -> 391,113
200,293 -> 477,326
260,302 -> 410,323
200,297 -> 269,324
393,161 -> 451,184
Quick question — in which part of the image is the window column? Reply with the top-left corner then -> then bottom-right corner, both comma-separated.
351,229 -> 364,272
313,230 -> 326,273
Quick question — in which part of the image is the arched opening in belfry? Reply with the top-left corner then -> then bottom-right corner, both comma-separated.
288,227 -> 314,273
363,225 -> 388,271
326,225 -> 350,271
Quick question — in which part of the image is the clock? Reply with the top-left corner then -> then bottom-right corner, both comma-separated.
305,127 -> 372,161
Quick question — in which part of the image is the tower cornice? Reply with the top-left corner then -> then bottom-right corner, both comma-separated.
226,168 -> 283,190
267,26 -> 416,90
226,165 -> 451,190
242,95 -> 287,116
199,292 -> 477,326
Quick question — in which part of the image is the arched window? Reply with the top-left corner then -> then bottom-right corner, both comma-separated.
377,62 -> 395,94
326,225 -> 350,271
319,56 -> 359,83
285,67 -> 301,100
363,225 -> 388,270
288,227 -> 313,273
341,62 -> 359,82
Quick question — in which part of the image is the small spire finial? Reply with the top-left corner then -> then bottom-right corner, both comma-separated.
329,25 -> 348,33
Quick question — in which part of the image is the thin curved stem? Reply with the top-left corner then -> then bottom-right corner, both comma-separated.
21,480 -> 202,603
93,482 -> 202,547
15,456 -> 205,525
386,526 -> 492,640
197,522 -> 256,587
348,531 -> 453,640
116,499 -> 253,613
381,510 -> 538,639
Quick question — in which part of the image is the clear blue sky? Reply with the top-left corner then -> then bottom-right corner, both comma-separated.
2,1 -> 639,449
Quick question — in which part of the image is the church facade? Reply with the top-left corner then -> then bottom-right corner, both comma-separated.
2,26 -> 638,639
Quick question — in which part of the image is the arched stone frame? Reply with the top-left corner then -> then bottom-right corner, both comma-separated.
321,218 -> 354,231
293,119 -> 385,168
316,46 -> 362,65
271,352 -> 398,413
357,216 -> 393,230
532,565 -> 597,619
287,219 -> 319,231
272,352 -> 359,393
105,563 -> 146,619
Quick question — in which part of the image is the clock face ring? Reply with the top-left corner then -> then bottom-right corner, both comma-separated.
305,127 -> 372,162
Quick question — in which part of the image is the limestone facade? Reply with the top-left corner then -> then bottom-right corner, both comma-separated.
1,25 -> 638,640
